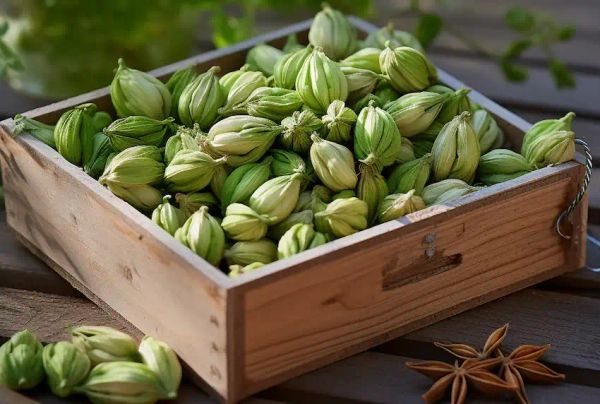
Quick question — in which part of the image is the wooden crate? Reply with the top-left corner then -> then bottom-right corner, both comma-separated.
0,17 -> 587,403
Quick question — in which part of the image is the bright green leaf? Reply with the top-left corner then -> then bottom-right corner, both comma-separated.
556,25 -> 576,41
501,60 -> 529,82
505,7 -> 535,33
549,59 -> 575,88
503,39 -> 532,59
414,13 -> 443,49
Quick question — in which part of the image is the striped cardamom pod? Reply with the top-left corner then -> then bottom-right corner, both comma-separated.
13,114 -> 56,148
70,326 -> 139,365
246,44 -> 284,76
363,22 -> 424,52
83,133 -> 113,179
99,145 -> 164,187
387,153 -> 433,195
91,111 -> 112,133
152,195 -> 186,236
340,66 -> 384,103
352,94 -> 383,114
104,116 -> 174,151
249,173 -> 304,224
221,203 -> 270,241
207,115 -> 281,167
357,163 -> 389,224
477,149 -> 533,185
310,185 -> 333,213
244,87 -> 303,121
210,164 -> 229,203
270,149 -> 314,184
296,48 -> 348,114
354,102 -> 402,171
54,103 -> 97,165
308,4 -> 357,60
471,109 -> 504,154
43,341 -> 90,397
164,126 -> 199,165
315,197 -> 368,238
310,133 -> 358,192
274,45 -> 313,89
110,58 -> 171,119
0,330 -> 44,390
175,206 -> 225,265
219,64 -> 249,95
340,47 -> 382,73
165,66 -> 197,120
283,34 -> 303,53
379,44 -> 437,93
138,336 -> 181,399
432,112 -> 480,183
219,70 -> 268,116
521,112 -> 575,159
525,130 -> 576,168
221,157 -> 272,213
268,209 -> 314,240
74,362 -> 167,403
333,190 -> 356,200
175,192 -> 218,218
411,129 -> 439,158
377,189 -> 425,223
277,223 -> 327,259
281,110 -> 324,154
422,179 -> 479,206
374,86 -> 400,105
385,91 -> 449,137
434,87 -> 472,124
107,184 -> 163,211
178,66 -> 224,130
397,137 -> 416,164
164,150 -> 226,193
322,100 -> 357,144
229,262 -> 264,278
225,239 -> 278,266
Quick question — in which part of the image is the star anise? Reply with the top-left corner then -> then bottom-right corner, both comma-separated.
497,344 -> 566,404
406,358 -> 516,404
434,324 -> 509,360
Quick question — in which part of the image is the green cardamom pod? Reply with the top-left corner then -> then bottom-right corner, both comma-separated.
377,189 -> 425,223
221,157 -> 272,213
164,150 -> 227,193
379,43 -> 437,93
249,173 -> 304,225
54,103 -> 97,165
333,190 -> 356,200
91,111 -> 112,133
310,133 -> 357,191
525,130 -> 575,168
385,91 -> 449,137
357,163 -> 389,224
104,116 -> 174,151
277,223 -> 327,259
435,87 -> 472,124
283,34 -> 304,53
165,66 -> 197,120
152,196 -> 186,236
221,203 -> 270,241
354,102 -> 402,171
471,109 -> 504,154
478,149 -> 533,185
13,114 -> 56,148
99,145 -> 164,188
229,262 -> 264,278
74,361 -> 167,404
219,65 -> 249,95
243,87 -> 303,121
432,112 -> 480,183
175,206 -> 225,265
225,239 -> 278,266
352,94 -> 383,114
175,192 -> 218,218
274,45 -> 313,90
0,330 -> 44,390
138,336 -> 181,400
308,4 -> 357,60
107,183 -> 163,211
267,210 -> 314,240
71,326 -> 139,365
207,115 -> 282,167
219,70 -> 269,116
83,133 -> 114,179
422,179 -> 478,206
210,164 -> 230,202
387,153 -> 432,195
110,58 -> 171,119
374,86 -> 400,105
43,341 -> 90,397
269,149 -> 313,184
521,112 -> 575,160
178,66 -> 224,130
281,110 -> 324,153
397,137 -> 416,163
246,44 -> 284,76
314,197 -> 368,238
410,128 -> 439,158
363,22 -> 424,52
296,47 -> 348,113
340,47 -> 382,73
340,66 -> 383,102
164,126 -> 199,165
321,100 -> 358,144
309,185 -> 333,213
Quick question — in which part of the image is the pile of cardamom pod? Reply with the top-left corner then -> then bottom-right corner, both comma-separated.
0,326 -> 181,403
14,5 -> 577,278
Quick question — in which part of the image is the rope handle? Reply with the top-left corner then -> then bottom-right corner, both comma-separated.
555,139 -> 592,240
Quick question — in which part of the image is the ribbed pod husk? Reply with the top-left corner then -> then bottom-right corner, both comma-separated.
246,44 -> 284,76
363,22 -> 424,52
340,47 -> 382,74
471,109 -> 504,154
175,206 -> 225,265
152,196 -> 186,236
221,157 -> 272,213
314,197 -> 368,238
165,66 -> 197,120
340,66 -> 383,102
385,91 -> 449,137
321,100 -> 357,144
249,173 -> 304,224
377,189 -> 425,223
379,44 -> 437,93
0,330 -> 44,390
53,103 -> 97,165
104,116 -> 174,151
243,87 -> 303,121
164,150 -> 227,193
477,149 -> 533,185
42,341 -> 91,397
178,66 -> 224,129
175,192 -> 218,218
357,163 -> 389,224
521,112 -> 575,158
273,45 -> 313,89
422,179 -> 479,206
308,4 -> 357,60
354,102 -> 402,171
267,210 -> 314,240
219,70 -> 268,116
138,336 -> 182,399
225,239 -> 278,266
525,130 -> 576,168
277,223 -> 328,259
310,133 -> 358,191
281,110 -> 324,154
221,203 -> 270,241
387,153 -> 432,195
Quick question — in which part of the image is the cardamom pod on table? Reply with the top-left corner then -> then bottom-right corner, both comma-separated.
363,22 -> 424,53
385,91 -> 449,137
0,330 -> 44,390
175,206 -> 225,265
138,336 -> 181,399
165,65 -> 197,120
178,66 -> 224,130
387,153 -> 433,195
71,326 -> 139,365
354,102 -> 402,171
152,196 -> 186,236
314,197 -> 368,238
221,203 -> 270,241
43,341 -> 91,397
273,45 -> 313,90
249,173 -> 304,225
310,133 -> 358,192
377,189 -> 425,223
308,4 -> 357,60
277,223 -> 328,259
477,149 -> 534,185
164,150 -> 227,193
225,239 -> 278,266
246,44 -> 284,76
104,116 -> 174,151
321,100 -> 357,144
221,157 -> 272,213
357,163 -> 389,224
379,43 -> 437,93
340,47 -> 382,74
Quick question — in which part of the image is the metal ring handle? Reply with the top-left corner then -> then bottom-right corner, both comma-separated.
555,138 -> 593,240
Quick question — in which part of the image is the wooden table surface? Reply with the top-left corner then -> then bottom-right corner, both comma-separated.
1,1 -> 599,403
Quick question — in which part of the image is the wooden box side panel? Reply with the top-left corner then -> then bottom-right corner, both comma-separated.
238,166 -> 581,396
0,129 -> 230,398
